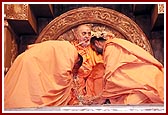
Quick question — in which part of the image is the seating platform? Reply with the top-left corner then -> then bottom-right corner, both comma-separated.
4,104 -> 165,113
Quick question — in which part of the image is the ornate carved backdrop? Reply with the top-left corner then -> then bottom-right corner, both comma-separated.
35,7 -> 153,55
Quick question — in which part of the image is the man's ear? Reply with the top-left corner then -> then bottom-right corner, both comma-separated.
72,28 -> 79,40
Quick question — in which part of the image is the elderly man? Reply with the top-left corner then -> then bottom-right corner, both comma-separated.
4,40 -> 83,109
90,36 -> 164,104
71,24 -> 105,103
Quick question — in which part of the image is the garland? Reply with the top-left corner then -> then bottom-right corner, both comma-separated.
72,77 -> 102,105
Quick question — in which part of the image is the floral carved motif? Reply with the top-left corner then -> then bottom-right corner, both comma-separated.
36,7 -> 153,55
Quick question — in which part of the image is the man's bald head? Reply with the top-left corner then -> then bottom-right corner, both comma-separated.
75,24 -> 92,47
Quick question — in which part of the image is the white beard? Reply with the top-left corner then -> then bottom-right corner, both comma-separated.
80,41 -> 90,47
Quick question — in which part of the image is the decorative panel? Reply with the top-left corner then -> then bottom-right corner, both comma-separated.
4,4 -> 37,35
36,7 -> 153,55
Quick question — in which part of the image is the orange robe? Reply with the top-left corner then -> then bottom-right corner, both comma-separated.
4,40 -> 79,109
102,38 -> 164,104
72,42 -> 104,97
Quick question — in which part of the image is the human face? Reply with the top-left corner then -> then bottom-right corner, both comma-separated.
76,25 -> 92,47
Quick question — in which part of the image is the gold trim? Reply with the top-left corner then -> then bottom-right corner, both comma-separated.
5,4 -> 28,20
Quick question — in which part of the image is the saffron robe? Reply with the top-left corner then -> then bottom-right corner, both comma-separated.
72,41 -> 104,97
102,38 -> 164,104
4,40 -> 79,109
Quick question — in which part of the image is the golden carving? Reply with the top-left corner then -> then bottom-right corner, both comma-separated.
5,4 -> 28,20
158,4 -> 164,14
11,39 -> 18,64
36,7 -> 153,55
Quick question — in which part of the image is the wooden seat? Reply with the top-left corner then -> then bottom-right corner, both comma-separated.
35,6 -> 153,55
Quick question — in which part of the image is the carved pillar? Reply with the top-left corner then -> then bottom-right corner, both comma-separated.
4,19 -> 18,74
151,4 -> 164,31
151,4 -> 164,65
4,4 -> 38,74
